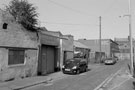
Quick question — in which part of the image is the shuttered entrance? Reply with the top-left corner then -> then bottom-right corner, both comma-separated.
40,45 -> 55,75
46,46 -> 55,73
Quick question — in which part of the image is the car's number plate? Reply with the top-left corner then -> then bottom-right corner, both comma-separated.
65,69 -> 70,71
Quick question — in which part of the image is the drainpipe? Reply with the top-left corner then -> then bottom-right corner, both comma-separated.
36,31 -> 41,75
60,39 -> 63,70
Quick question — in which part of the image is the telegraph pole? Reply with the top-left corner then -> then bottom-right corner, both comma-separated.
128,0 -> 134,76
99,16 -> 102,63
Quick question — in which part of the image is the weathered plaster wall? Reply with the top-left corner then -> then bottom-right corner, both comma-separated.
0,11 -> 38,48
0,10 -> 39,81
0,49 -> 38,81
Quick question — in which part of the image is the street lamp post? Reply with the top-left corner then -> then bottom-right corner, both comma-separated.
120,0 -> 134,76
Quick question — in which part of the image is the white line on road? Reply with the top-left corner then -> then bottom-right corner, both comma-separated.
93,67 -> 123,90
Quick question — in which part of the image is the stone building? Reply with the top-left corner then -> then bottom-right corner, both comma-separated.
0,10 -> 39,81
0,9 -> 75,81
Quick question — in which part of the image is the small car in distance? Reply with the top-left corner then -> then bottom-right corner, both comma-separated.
104,57 -> 116,65
62,58 -> 88,74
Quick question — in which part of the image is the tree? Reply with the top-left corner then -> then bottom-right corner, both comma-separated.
6,0 -> 38,31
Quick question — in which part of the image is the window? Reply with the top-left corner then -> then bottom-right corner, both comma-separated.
3,23 -> 8,29
8,49 -> 25,65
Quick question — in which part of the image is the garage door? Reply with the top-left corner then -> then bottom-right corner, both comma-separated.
46,46 -> 55,73
40,45 -> 55,75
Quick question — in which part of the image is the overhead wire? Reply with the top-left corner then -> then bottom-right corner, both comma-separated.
41,0 -> 99,27
47,0 -> 95,17
102,0 -> 120,17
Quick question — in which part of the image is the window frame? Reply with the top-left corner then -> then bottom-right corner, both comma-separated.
8,48 -> 26,67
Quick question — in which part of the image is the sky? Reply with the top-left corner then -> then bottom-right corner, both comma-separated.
0,0 -> 135,40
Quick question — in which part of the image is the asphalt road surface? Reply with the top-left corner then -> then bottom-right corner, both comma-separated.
23,60 -> 128,90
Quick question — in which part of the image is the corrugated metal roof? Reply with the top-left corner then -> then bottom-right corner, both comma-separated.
74,41 -> 89,49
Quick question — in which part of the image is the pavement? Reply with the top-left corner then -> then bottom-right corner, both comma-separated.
96,65 -> 135,90
0,63 -> 102,90
111,78 -> 134,90
107,72 -> 135,90
0,72 -> 64,90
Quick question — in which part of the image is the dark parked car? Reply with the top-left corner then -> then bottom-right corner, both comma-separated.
62,58 -> 88,74
104,57 -> 116,65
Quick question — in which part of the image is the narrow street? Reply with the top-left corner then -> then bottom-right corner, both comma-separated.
22,60 -> 128,90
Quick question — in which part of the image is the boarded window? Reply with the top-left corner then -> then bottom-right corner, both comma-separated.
8,49 -> 25,65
